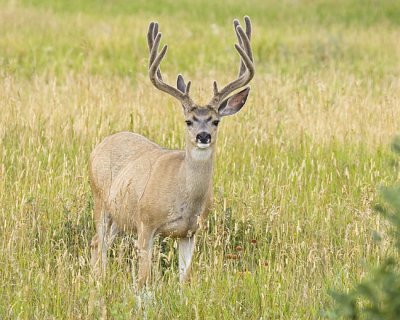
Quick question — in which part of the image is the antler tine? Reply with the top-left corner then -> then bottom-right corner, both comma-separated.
237,24 -> 253,63
153,22 -> 158,40
147,22 -> 155,52
212,17 -> 255,104
185,80 -> 192,95
147,22 -> 162,79
149,32 -> 161,68
233,19 -> 243,46
233,19 -> 245,76
244,16 -> 251,40
234,17 -> 253,77
213,81 -> 218,95
147,22 -> 190,103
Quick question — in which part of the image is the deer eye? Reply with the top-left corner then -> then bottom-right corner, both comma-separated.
185,120 -> 193,126
212,120 -> 220,126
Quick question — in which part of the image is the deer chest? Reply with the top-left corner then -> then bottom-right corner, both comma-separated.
157,197 -> 208,238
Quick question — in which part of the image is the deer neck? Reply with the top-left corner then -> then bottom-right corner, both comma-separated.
183,138 -> 215,198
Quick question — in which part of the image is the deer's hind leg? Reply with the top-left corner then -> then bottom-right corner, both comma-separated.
90,195 -> 118,277
89,196 -> 119,317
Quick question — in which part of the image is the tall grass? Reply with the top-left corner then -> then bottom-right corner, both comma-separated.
1,0 -> 400,318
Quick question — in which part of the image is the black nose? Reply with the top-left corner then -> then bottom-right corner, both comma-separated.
196,132 -> 211,144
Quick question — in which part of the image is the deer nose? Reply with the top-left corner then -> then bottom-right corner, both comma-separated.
196,132 -> 211,144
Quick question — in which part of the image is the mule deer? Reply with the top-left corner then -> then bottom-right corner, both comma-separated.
89,16 -> 254,288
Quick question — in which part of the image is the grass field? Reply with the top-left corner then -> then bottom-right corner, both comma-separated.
1,0 -> 400,318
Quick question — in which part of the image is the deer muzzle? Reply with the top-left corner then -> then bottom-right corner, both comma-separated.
196,132 -> 211,148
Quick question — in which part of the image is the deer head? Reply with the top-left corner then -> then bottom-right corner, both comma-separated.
147,17 -> 255,150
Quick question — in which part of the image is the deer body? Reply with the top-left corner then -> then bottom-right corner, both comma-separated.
90,131 -> 213,238
90,17 -> 254,288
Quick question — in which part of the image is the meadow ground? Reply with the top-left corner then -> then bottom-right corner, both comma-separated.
1,0 -> 400,318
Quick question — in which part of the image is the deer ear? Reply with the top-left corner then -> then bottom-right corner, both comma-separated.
177,74 -> 186,93
218,87 -> 250,117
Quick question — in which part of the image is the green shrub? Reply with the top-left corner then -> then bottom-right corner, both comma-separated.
327,136 -> 400,319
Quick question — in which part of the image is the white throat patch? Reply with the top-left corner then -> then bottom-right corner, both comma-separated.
191,147 -> 212,161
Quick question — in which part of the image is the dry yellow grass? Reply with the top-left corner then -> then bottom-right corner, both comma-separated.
1,1 -> 400,318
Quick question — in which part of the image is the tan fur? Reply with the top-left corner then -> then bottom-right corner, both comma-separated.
89,16 -> 254,289
89,131 -> 214,286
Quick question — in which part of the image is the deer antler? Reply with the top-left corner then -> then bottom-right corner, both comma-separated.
147,22 -> 192,104
211,16 -> 255,105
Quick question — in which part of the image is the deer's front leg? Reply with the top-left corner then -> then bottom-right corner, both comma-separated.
179,235 -> 196,282
137,227 -> 155,289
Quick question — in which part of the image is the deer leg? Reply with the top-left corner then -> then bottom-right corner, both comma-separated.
99,215 -> 120,274
90,200 -> 116,316
137,227 -> 155,289
90,234 -> 100,274
91,207 -> 119,276
179,235 -> 196,282
90,195 -> 105,276
89,215 -> 119,315
97,210 -> 109,275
